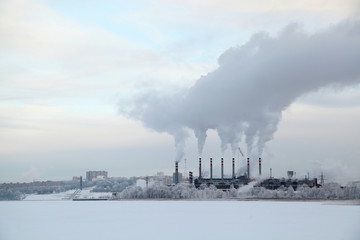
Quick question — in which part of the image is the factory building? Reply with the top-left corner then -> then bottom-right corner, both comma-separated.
172,162 -> 182,184
259,171 -> 321,190
172,172 -> 183,184
193,157 -> 250,189
86,171 -> 108,181
172,156 -> 321,190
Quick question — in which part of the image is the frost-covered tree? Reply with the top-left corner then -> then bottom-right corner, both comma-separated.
117,181 -> 360,200
92,177 -> 136,193
0,189 -> 24,200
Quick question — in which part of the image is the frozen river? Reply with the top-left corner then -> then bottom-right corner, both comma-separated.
1,200 -> 359,240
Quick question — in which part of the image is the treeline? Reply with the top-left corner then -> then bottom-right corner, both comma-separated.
249,182 -> 360,199
0,177 -> 137,200
118,182 -> 360,200
119,183 -> 228,199
1,178 -> 359,201
0,189 -> 24,201
91,177 -> 137,192
0,180 -> 95,200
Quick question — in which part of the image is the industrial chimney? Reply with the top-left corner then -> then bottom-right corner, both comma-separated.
259,157 -> 262,176
210,158 -> 213,180
247,158 -> 250,179
221,158 -> 224,179
232,158 -> 235,179
199,157 -> 202,179
175,162 -> 179,184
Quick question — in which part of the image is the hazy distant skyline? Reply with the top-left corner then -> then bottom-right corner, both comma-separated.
1,0 -> 359,183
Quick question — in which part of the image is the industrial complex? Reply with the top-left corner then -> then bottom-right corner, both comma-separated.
173,157 -> 321,190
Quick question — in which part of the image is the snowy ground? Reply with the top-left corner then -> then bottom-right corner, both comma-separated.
23,188 -> 112,201
0,200 -> 359,240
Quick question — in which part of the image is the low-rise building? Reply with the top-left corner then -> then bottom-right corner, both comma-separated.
86,171 -> 108,181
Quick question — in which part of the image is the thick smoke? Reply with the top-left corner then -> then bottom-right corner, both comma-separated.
194,128 -> 207,156
119,19 -> 360,162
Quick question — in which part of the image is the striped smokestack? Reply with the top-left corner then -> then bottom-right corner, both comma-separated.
259,157 -> 262,176
175,162 -> 179,184
247,157 -> 250,179
221,158 -> 224,179
232,158 -> 235,179
199,157 -> 202,179
210,158 -> 213,180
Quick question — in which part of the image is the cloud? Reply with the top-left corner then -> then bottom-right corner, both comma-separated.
0,0 -> 217,110
119,18 -> 360,162
0,103 -> 171,154
297,85 -> 360,107
174,0 -> 358,14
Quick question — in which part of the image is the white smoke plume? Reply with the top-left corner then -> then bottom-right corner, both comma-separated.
119,19 -> 360,162
194,128 -> 207,157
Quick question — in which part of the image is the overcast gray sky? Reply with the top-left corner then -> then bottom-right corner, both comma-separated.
1,0 -> 359,183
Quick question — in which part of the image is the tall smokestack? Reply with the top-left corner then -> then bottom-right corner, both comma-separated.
210,158 -> 213,180
221,158 -> 224,179
232,158 -> 235,179
259,157 -> 262,176
233,158 -> 235,179
247,157 -> 250,179
175,162 -> 179,184
199,157 -> 202,179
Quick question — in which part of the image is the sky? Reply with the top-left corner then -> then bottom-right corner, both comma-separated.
1,0 -> 360,184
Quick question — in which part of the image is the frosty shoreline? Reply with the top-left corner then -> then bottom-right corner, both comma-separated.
3,180 -> 358,201
109,198 -> 360,205
21,196 -> 360,206
108,198 -> 360,206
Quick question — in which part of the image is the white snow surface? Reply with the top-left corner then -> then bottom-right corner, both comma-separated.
0,200 -> 359,240
23,188 -> 111,201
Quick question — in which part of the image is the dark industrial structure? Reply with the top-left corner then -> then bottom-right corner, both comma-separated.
194,157 -> 251,189
171,157 -> 321,191
173,162 -> 181,184
258,171 -> 321,190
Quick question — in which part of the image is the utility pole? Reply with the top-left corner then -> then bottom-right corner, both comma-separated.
184,158 -> 187,181
320,172 -> 324,185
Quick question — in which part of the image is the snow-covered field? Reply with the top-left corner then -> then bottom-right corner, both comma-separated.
23,188 -> 112,201
0,200 -> 359,240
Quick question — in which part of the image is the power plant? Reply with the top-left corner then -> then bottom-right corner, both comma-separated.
173,156 -> 321,190
194,157 -> 250,189
258,171 -> 320,190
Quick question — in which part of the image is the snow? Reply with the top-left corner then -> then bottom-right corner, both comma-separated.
23,188 -> 112,201
0,200 -> 359,240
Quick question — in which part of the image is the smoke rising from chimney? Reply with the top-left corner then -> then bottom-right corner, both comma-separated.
119,19 -> 360,162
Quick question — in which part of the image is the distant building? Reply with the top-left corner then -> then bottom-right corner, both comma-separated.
72,176 -> 80,181
156,172 -> 164,177
86,171 -> 108,181
163,176 -> 173,185
172,172 -> 182,184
